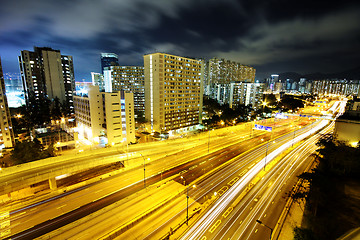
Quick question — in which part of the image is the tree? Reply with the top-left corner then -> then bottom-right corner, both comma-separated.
220,104 -> 237,122
280,95 -> 304,111
61,99 -> 72,117
25,93 -> 51,127
11,139 -> 56,164
293,227 -> 317,240
263,93 -> 277,106
51,97 -> 62,120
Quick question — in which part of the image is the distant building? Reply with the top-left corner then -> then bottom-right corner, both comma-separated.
312,79 -> 360,96
91,72 -> 105,92
229,82 -> 265,110
298,78 -> 306,93
3,72 -> 25,108
285,79 -> 292,91
0,58 -> 15,148
274,81 -> 283,92
103,66 -> 145,117
267,74 -> 279,92
205,58 -> 255,98
144,53 -> 203,133
18,47 -> 75,112
73,86 -> 135,145
101,53 -> 119,73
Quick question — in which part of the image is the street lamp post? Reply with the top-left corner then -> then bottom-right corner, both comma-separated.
208,128 -> 210,153
292,126 -> 301,147
256,219 -> 273,240
140,154 -> 149,188
262,101 -> 268,117
264,140 -> 269,171
181,176 -> 195,225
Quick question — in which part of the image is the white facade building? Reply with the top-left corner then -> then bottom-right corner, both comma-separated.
74,86 -> 135,145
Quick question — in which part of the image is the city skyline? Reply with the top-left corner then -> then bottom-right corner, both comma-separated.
1,0 -> 360,80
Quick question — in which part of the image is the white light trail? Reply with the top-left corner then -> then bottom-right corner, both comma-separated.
181,120 -> 329,239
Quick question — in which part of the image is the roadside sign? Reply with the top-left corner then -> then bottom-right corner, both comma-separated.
254,124 -> 272,132
299,114 -> 313,118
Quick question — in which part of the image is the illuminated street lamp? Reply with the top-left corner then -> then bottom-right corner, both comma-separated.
208,129 -> 214,153
256,219 -> 273,240
181,176 -> 196,225
292,126 -> 302,147
262,101 -> 268,113
140,154 -> 150,188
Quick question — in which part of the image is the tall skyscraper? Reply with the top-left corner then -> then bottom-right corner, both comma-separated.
101,53 -> 119,73
18,47 -> 75,113
144,53 -> 203,133
103,66 -> 145,117
0,58 -> 15,148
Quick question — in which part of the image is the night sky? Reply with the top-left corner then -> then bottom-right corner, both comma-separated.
1,0 -> 360,80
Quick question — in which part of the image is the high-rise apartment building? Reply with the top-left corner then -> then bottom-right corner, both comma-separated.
103,66 -> 145,116
312,79 -> 360,96
0,58 -> 15,148
144,53 -> 203,133
229,82 -> 265,109
73,86 -> 135,145
18,47 -> 75,112
101,53 -> 119,73
205,58 -> 256,101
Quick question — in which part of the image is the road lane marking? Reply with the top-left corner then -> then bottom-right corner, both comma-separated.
95,189 -> 103,193
209,220 -> 221,233
56,204 -> 66,209
222,207 -> 233,218
217,186 -> 229,196
239,169 -> 248,177
228,177 -> 239,186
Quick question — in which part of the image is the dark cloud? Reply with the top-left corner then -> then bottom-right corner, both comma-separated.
0,0 -> 360,80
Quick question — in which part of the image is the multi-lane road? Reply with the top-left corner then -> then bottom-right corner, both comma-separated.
0,101 -> 345,240
2,117 -> 302,239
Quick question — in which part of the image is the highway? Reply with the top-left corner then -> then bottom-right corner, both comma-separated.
26,118 -> 316,239
2,117 -> 300,239
2,99 -> 343,240
179,101 -> 345,240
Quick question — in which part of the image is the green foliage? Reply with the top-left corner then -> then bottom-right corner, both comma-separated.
280,95 -> 304,111
61,99 -> 72,117
203,96 -> 221,116
134,110 -> 147,123
316,134 -> 360,177
11,139 -> 56,164
51,97 -> 63,120
26,93 -> 52,127
294,227 -> 317,240
293,135 -> 360,239
263,93 -> 277,106
203,96 -> 253,126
